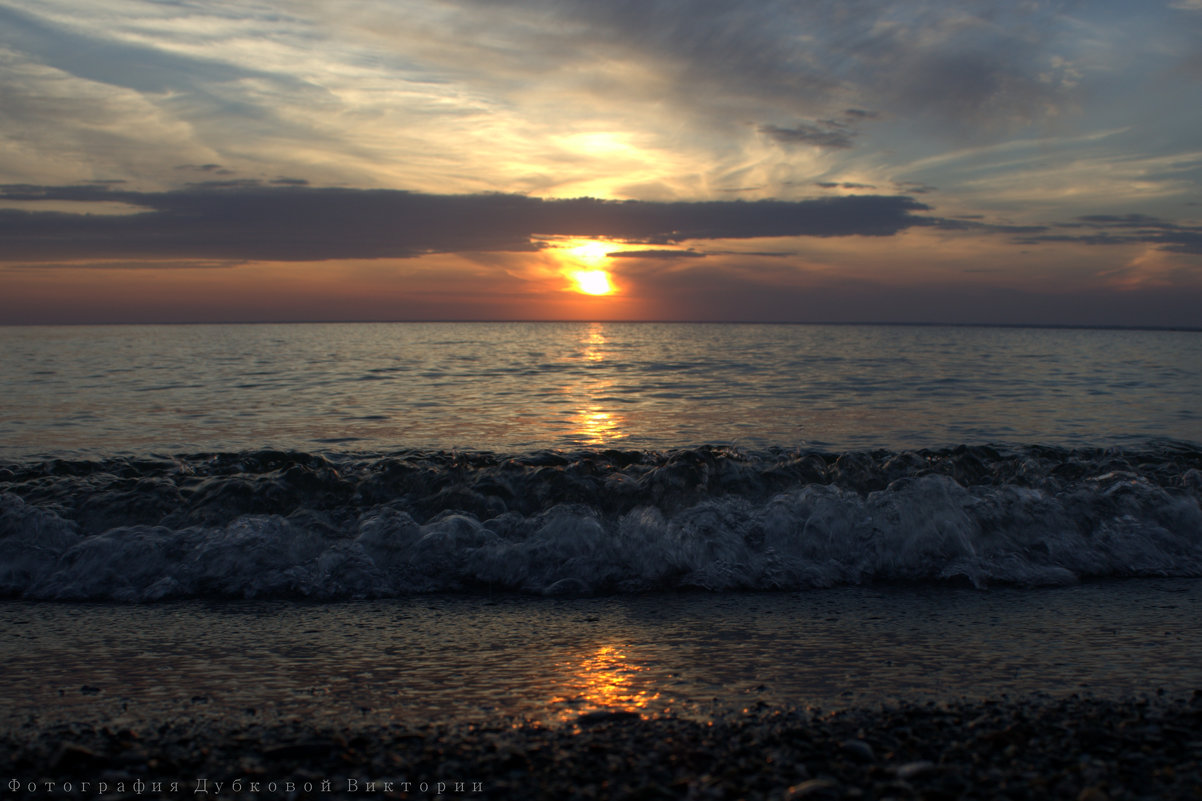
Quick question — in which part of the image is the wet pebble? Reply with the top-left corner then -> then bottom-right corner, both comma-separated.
894,759 -> 936,779
785,778 -> 841,798
840,738 -> 875,763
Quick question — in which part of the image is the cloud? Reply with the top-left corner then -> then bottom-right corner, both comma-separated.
921,217 -> 1047,235
608,249 -> 706,259
276,0 -> 1095,200
892,182 -> 937,195
458,1 -> 1072,134
1159,233 -> 1202,255
0,5 -> 276,96
816,182 -> 878,190
3,259 -> 243,271
3,0 -> 1196,209
760,122 -> 856,150
1071,214 -> 1183,231
176,164 -> 235,176
1016,214 -> 1202,256
760,109 -> 879,150
0,5 -> 365,189
0,184 -> 933,264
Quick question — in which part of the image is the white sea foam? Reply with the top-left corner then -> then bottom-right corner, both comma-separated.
2,445 -> 1200,600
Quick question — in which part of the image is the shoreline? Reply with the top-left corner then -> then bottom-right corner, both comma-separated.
4,692 -> 1201,799
5,581 -> 1202,735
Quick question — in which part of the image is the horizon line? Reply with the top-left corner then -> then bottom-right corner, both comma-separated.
2,319 -> 1200,333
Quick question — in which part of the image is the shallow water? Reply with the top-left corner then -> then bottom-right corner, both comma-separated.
3,580 -> 1199,729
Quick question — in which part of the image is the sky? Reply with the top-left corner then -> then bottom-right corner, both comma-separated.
1,0 -> 1200,326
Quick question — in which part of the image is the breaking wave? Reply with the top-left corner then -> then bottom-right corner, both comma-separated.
2,443 -> 1201,600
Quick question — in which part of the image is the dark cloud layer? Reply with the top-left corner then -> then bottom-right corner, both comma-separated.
760,109 -> 878,150
0,184 -> 932,263
760,122 -> 856,150
1018,214 -> 1202,255
816,182 -> 877,190
608,249 -> 706,259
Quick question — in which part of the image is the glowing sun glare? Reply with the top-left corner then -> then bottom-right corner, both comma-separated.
555,239 -> 618,296
569,241 -> 611,265
573,269 -> 614,295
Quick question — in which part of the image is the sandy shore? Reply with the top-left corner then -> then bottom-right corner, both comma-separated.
4,693 -> 1201,800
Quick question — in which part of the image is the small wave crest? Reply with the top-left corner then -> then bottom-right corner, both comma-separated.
2,444 -> 1200,600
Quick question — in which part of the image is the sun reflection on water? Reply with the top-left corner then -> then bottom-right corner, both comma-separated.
582,322 -> 606,361
573,408 -> 621,445
549,644 -> 660,722
566,323 -> 626,445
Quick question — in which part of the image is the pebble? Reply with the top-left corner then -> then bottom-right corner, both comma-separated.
1077,788 -> 1110,801
785,778 -> 841,798
840,738 -> 875,763
50,743 -> 102,771
895,759 -> 936,779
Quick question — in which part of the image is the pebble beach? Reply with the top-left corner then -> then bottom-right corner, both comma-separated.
5,693 -> 1202,800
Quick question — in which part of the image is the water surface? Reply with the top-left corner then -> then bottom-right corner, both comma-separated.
3,322 -> 1198,457
3,580 -> 1199,728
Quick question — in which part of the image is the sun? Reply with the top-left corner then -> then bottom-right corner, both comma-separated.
554,239 -> 618,296
572,269 -> 614,295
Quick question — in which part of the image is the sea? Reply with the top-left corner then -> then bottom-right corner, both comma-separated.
1,322 -> 1200,728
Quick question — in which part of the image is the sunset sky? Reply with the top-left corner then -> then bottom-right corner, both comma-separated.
1,0 -> 1200,326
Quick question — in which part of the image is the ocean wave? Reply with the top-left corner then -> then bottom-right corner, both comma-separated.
2,443 -> 1200,600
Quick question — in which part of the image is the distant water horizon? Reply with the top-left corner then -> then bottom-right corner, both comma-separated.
4,319 -> 1200,331
2,321 -> 1199,457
